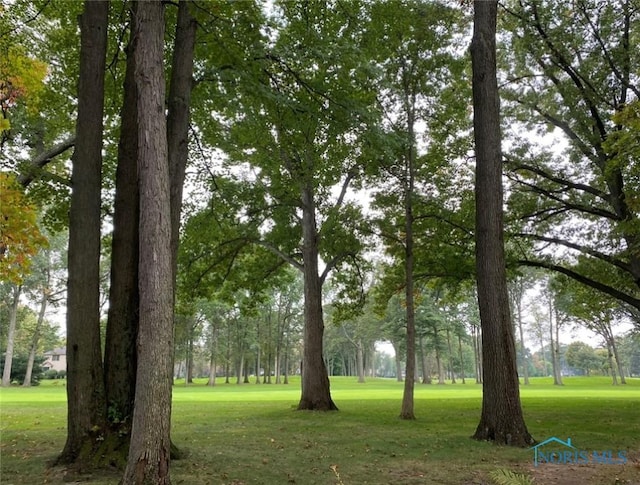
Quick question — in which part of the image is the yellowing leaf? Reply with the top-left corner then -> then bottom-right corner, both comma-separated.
0,172 -> 48,283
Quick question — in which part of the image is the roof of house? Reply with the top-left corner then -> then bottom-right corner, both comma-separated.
44,347 -> 66,356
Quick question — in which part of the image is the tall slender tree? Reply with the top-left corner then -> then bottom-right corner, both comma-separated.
122,0 -> 173,482
470,0 -> 533,446
103,3 -> 139,447
365,0 -> 468,418
57,0 -> 109,464
1,284 -> 21,387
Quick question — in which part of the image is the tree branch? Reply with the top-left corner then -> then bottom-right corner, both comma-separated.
17,136 -> 75,187
253,239 -> 303,272
514,233 -> 632,274
320,250 -> 357,284
508,175 -> 619,221
333,169 -> 355,212
505,156 -> 610,202
518,259 -> 640,310
576,1 -> 640,102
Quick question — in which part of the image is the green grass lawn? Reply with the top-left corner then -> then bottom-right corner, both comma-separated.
1,377 -> 639,484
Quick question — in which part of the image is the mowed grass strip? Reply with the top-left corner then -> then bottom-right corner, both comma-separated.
1,377 -> 639,484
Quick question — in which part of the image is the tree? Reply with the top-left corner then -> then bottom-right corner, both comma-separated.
375,291 -> 407,382
22,230 -> 66,386
198,298 -> 232,386
617,331 -> 640,377
0,173 -> 47,284
0,22 -> 47,149
554,278 -> 628,385
416,292 -> 448,385
470,0 -> 533,446
508,272 -> 536,385
185,0 -> 377,411
565,342 -> 602,376
0,352 -> 45,385
122,0 -> 173,482
502,0 -> 640,315
1,283 -> 21,386
542,279 -> 565,386
334,298 -> 381,383
365,0 -> 468,418
57,0 -> 109,464
528,303 -> 550,376
167,0 -> 196,291
98,1 -> 195,467
102,1 -> 139,455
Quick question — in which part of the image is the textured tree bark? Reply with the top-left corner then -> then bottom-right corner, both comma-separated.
23,279 -> 49,386
104,6 -> 139,446
471,0 -> 533,447
400,164 -> 416,419
1,285 -> 21,387
121,1 -> 174,483
57,0 -> 109,465
168,0 -> 196,289
297,184 -> 337,411
103,0 -> 194,466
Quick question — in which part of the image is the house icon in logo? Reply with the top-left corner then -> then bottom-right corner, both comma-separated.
529,437 -> 576,467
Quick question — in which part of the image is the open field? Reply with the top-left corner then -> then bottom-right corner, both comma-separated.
1,377 -> 639,484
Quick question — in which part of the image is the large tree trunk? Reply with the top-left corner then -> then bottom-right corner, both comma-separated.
470,0 -> 533,447
400,169 -> 416,419
103,7 -> 139,452
297,185 -> 337,411
121,1 -> 173,483
1,285 -> 21,387
57,0 -> 109,464
398,61 -> 419,418
102,0 -> 194,467
168,0 -> 196,289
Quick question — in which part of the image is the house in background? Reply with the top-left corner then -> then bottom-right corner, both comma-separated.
42,347 -> 66,373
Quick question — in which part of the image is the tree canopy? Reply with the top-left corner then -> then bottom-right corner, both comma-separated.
1,0 -> 639,479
